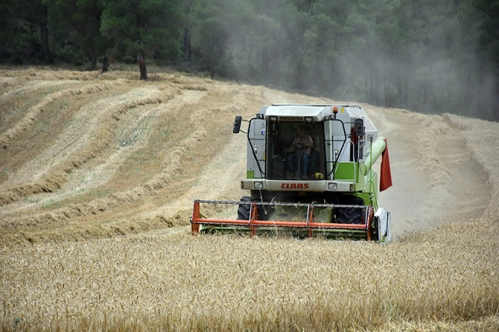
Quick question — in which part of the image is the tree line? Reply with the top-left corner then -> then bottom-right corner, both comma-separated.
0,0 -> 498,121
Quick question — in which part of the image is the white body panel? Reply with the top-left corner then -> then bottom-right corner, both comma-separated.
247,118 -> 266,178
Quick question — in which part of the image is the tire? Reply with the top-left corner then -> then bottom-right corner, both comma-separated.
237,196 -> 270,220
335,196 -> 364,224
237,196 -> 252,220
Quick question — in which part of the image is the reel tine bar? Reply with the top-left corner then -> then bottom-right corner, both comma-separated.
191,200 -> 372,239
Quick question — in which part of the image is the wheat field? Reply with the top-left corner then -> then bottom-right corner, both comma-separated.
0,67 -> 498,331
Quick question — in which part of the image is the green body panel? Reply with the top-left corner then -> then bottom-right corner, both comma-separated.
335,162 -> 358,180
353,193 -> 374,207
363,171 -> 379,201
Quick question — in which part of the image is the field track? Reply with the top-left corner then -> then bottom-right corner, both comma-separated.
1,68 -> 498,331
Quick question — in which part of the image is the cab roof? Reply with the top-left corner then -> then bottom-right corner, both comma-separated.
258,104 -> 363,122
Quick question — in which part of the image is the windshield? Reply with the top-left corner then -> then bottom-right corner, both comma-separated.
266,121 -> 325,180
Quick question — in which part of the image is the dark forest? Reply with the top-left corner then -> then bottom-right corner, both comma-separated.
1,0 -> 498,120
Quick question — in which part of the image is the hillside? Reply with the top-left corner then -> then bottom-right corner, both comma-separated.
1,68 -> 498,331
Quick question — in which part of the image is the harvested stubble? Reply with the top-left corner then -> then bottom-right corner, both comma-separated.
1,68 -> 499,331
1,218 -> 498,331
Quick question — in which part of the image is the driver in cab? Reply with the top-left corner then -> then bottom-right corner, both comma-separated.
285,126 -> 313,178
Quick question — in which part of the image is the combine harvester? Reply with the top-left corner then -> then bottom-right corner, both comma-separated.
191,104 -> 393,242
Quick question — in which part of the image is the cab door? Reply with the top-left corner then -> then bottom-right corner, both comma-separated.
247,118 -> 266,179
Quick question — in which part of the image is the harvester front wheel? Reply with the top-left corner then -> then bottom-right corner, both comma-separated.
237,196 -> 269,221
237,196 -> 252,220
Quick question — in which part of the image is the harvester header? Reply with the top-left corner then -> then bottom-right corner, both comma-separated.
191,104 -> 392,241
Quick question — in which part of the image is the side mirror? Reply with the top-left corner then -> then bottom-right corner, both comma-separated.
233,116 -> 242,134
354,118 -> 364,137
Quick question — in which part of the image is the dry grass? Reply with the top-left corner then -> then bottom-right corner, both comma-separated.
1,222 -> 498,331
1,68 -> 498,331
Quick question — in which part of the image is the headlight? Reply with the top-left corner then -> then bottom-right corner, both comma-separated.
328,183 -> 337,191
255,182 -> 263,189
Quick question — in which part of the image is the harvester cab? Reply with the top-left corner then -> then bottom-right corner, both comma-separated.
191,104 -> 392,242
